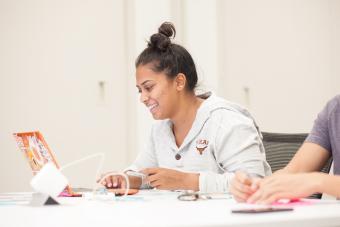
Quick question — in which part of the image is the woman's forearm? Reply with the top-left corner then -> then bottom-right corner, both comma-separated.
183,173 -> 199,191
128,176 -> 143,189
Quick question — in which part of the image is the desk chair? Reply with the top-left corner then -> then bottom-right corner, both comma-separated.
261,132 -> 333,199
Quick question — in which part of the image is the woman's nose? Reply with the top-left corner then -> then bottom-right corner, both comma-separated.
140,92 -> 148,103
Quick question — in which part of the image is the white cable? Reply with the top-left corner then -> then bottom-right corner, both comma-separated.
60,153 -> 104,172
59,153 -> 105,194
34,153 -> 131,199
60,153 -> 130,197
59,153 -> 129,198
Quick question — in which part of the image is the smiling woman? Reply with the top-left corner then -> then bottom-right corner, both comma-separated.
100,22 -> 271,193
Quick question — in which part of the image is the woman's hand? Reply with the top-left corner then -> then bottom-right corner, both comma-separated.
247,172 -> 322,204
97,172 -> 142,189
98,174 -> 127,188
229,171 -> 260,202
141,167 -> 199,191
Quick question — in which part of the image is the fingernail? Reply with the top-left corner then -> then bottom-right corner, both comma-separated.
113,182 -> 117,187
107,183 -> 112,187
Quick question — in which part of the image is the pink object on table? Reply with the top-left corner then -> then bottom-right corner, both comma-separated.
272,198 -> 314,207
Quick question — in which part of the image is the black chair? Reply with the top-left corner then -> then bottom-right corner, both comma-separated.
261,132 -> 333,199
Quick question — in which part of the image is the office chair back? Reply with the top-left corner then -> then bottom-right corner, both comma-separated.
262,132 -> 333,199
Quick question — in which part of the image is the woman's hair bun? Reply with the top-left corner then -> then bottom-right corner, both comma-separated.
148,22 -> 176,52
158,22 -> 176,38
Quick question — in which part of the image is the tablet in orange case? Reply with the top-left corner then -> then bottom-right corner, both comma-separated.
13,131 -> 81,197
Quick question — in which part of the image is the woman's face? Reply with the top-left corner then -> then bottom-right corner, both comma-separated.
136,64 -> 179,120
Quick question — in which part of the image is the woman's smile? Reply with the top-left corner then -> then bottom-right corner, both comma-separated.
147,103 -> 159,114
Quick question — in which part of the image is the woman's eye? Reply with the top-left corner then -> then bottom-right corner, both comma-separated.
145,85 -> 154,92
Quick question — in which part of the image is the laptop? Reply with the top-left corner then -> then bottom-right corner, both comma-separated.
13,131 -> 80,197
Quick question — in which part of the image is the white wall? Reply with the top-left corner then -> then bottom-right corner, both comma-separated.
1,0 -> 340,192
0,0 -> 128,192
182,0 -> 219,93
219,0 -> 340,132
329,0 -> 340,96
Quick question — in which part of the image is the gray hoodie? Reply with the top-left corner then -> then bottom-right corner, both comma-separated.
127,92 -> 272,193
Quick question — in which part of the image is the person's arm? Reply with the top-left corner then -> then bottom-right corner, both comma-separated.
126,126 -> 158,171
125,131 -> 158,189
100,126 -> 158,190
246,126 -> 332,204
281,95 -> 334,174
247,171 -> 340,204
231,142 -> 331,202
281,142 -> 331,174
318,174 -> 340,198
235,97 -> 336,203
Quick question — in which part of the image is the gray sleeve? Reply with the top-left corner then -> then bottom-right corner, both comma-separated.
124,126 -> 158,189
199,112 -> 270,193
216,117 -> 267,176
125,126 -> 158,171
305,100 -> 332,153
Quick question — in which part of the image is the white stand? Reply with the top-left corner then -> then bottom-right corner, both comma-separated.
30,162 -> 68,206
30,193 -> 59,206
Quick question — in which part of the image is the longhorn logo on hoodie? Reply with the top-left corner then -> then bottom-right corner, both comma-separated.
196,139 -> 209,155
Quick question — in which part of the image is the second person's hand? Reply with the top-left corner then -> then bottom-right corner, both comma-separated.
230,171 -> 261,202
247,173 -> 321,204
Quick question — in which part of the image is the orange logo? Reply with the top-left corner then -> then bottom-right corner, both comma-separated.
196,139 -> 209,155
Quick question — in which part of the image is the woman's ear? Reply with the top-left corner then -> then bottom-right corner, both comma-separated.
175,73 -> 187,91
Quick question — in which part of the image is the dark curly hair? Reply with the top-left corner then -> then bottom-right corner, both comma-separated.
135,22 -> 198,91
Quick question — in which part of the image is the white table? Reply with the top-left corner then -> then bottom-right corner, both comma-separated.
1,190 -> 340,227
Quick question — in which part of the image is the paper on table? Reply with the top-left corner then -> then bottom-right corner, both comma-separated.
0,192 -> 33,205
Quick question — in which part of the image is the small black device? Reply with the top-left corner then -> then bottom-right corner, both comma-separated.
231,207 -> 294,214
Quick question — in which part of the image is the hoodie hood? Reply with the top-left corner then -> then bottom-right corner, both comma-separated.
167,91 -> 263,152
196,92 -> 261,136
